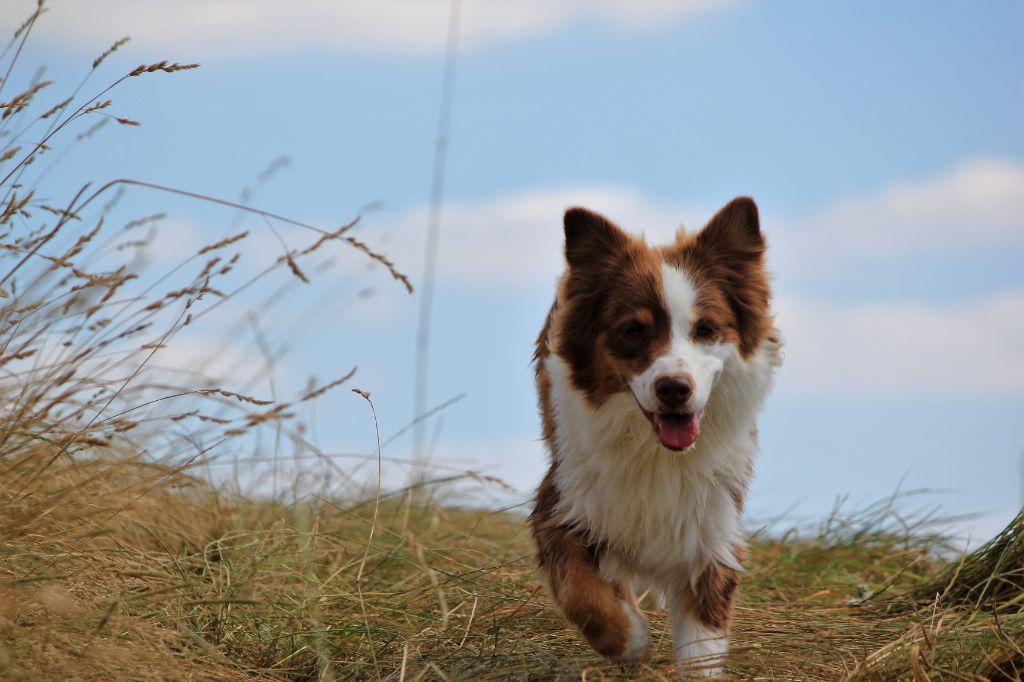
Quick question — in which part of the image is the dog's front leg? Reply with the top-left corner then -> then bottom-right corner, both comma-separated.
532,521 -> 651,662
669,561 -> 739,677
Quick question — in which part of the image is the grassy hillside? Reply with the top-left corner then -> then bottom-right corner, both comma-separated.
2,455 -> 1022,680
2,4 -> 1021,680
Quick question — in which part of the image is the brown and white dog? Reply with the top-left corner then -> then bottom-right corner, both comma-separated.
529,197 -> 781,676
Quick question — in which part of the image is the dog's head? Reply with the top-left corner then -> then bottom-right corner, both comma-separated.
554,197 -> 773,451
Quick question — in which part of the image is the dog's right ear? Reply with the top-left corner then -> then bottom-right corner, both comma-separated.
563,207 -> 631,271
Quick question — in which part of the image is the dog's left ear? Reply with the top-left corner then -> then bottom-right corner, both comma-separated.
693,196 -> 771,357
694,196 -> 764,260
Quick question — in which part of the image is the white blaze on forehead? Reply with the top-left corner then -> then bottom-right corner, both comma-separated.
661,263 -> 697,335
628,263 -> 725,413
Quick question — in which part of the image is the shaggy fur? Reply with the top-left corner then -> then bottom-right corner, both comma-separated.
530,198 -> 781,676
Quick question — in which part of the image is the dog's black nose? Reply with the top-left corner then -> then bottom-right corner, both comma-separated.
655,376 -> 693,409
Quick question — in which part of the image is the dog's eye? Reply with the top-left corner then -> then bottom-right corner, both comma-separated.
619,322 -> 645,339
694,321 -> 717,340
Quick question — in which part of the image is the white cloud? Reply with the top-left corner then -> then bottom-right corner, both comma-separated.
373,184 -> 713,287
8,0 -> 741,57
424,437 -> 549,496
775,291 -> 1024,398
370,157 -> 1024,291
773,157 -> 1024,278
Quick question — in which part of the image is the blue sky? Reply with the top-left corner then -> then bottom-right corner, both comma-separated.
5,0 -> 1023,538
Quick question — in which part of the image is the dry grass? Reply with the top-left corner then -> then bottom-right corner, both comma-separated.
2,4 -> 1022,681
3,458 -> 1023,681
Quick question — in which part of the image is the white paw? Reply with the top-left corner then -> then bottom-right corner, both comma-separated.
611,599 -> 651,662
675,636 -> 727,677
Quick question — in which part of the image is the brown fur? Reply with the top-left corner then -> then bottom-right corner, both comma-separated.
663,197 -> 773,358
684,560 -> 742,632
533,304 -> 558,445
553,208 -> 671,408
548,198 -> 772,414
529,468 -> 646,659
530,197 -> 774,664
534,285 -> 647,656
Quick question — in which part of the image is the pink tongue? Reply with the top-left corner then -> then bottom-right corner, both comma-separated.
655,413 -> 700,451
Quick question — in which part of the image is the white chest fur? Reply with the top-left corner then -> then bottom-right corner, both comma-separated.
545,347 -> 776,590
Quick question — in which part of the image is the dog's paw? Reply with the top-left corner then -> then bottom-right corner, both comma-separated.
608,599 -> 651,663
674,635 -> 727,677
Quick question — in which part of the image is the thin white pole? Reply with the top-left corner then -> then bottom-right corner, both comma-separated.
413,0 -> 462,472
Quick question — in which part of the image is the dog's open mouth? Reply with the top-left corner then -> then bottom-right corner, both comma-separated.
643,409 -> 703,451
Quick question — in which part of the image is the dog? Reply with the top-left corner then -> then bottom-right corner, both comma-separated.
529,197 -> 781,676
